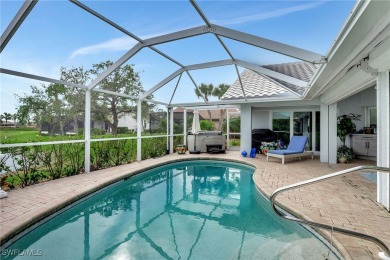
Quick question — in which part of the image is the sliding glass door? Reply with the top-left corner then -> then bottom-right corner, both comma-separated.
268,110 -> 320,152
272,112 -> 290,146
293,112 -> 312,151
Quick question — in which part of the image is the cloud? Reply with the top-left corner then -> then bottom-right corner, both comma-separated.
213,2 -> 324,26
70,37 -> 138,58
69,25 -> 201,59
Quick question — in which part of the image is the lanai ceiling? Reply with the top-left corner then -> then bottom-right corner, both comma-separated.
0,0 -> 357,111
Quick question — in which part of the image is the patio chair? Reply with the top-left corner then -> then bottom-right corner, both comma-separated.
266,136 -> 313,164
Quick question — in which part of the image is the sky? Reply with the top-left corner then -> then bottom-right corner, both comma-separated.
0,0 -> 356,114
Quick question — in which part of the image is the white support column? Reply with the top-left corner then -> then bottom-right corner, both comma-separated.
166,108 -> 169,152
240,104 -> 252,153
312,110 -> 316,153
84,90 -> 91,173
137,99 -> 142,162
289,112 -> 293,139
377,71 -> 390,210
320,103 -> 329,162
329,103 -> 338,164
169,107 -> 174,154
183,108 -> 187,146
227,109 -> 230,150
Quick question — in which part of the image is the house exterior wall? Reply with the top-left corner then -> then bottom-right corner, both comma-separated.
252,110 -> 270,129
92,121 -> 105,130
241,100 -> 321,154
338,86 -> 376,131
117,114 -> 137,131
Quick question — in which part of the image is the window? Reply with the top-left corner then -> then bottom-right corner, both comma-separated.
293,112 -> 312,151
368,107 -> 377,127
272,112 -> 290,145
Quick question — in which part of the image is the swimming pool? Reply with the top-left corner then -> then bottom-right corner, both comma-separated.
2,160 -> 339,259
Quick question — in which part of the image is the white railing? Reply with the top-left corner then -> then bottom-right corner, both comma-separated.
270,165 -> 390,260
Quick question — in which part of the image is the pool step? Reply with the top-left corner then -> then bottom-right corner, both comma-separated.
248,237 -> 336,260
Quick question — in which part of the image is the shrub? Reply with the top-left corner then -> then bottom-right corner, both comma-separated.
78,128 -> 106,135
5,146 -> 45,187
142,137 -> 167,159
0,140 -> 85,187
63,143 -> 84,176
200,120 -> 214,131
117,127 -> 131,134
77,128 -> 84,135
229,139 -> 240,146
222,117 -> 240,133
92,128 -> 106,135
0,135 -> 168,187
90,139 -> 137,170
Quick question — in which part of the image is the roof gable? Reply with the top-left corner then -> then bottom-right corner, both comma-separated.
222,61 -> 318,100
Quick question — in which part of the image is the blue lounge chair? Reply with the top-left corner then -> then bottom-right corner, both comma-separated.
267,136 -> 313,164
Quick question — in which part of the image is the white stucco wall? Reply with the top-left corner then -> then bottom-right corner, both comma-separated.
118,114 -> 137,130
337,86 -> 376,131
240,104 -> 252,153
252,110 -> 270,129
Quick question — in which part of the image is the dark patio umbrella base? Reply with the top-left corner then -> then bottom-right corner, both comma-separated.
189,150 -> 201,154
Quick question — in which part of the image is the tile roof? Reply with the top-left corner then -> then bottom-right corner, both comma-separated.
222,70 -> 291,100
263,61 -> 319,95
222,61 -> 318,100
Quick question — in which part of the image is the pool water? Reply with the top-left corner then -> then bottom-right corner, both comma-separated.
360,171 -> 377,183
3,161 -> 339,259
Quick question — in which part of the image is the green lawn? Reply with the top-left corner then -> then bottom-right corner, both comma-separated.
0,128 -> 166,144
0,128 -> 40,143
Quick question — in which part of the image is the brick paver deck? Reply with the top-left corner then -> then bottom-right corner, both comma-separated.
0,152 -> 389,259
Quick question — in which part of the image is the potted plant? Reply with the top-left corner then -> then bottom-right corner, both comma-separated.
176,144 -> 186,155
0,174 -> 10,191
337,113 -> 361,163
337,145 -> 353,163
260,141 -> 277,155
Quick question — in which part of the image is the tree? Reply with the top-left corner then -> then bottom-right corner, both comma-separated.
60,66 -> 90,134
12,114 -> 17,127
90,61 -> 145,135
194,83 -> 230,130
46,83 -> 67,135
194,83 -> 214,121
222,116 -> 240,133
16,85 -> 50,130
17,83 -> 68,135
2,112 -> 12,127
15,61 -> 147,136
212,84 -> 229,131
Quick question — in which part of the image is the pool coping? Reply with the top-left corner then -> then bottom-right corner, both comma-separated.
0,155 -> 349,259
252,176 -> 349,260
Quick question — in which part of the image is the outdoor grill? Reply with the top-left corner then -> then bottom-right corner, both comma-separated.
251,129 -> 277,151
